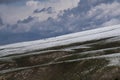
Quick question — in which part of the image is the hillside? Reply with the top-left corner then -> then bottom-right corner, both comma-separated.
0,25 -> 120,80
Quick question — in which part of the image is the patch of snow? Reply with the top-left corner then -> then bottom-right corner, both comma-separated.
62,45 -> 90,51
56,47 -> 120,60
105,36 -> 120,42
107,58 -> 120,66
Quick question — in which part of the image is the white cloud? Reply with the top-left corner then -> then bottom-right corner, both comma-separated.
0,4 -> 34,25
0,0 -> 80,25
26,0 -> 39,9
87,1 -> 120,19
26,0 -> 80,11
26,0 -> 80,21
101,18 -> 120,27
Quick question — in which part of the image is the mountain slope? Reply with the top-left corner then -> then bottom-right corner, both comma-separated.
0,25 -> 120,80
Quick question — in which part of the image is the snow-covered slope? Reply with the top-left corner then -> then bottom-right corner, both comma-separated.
1,24 -> 120,79
0,24 -> 120,57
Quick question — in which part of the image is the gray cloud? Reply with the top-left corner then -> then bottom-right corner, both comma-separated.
17,16 -> 34,23
3,0 -> 120,33
0,0 -> 53,4
0,17 -> 3,25
1,0 -> 120,33
34,7 -> 53,14
0,0 -> 25,4
57,0 -> 120,30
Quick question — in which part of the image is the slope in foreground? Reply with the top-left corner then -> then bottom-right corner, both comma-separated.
0,25 -> 120,80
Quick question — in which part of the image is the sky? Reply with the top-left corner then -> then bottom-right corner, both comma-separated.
0,0 -> 120,45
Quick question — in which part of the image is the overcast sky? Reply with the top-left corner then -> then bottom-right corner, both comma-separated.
0,0 -> 120,45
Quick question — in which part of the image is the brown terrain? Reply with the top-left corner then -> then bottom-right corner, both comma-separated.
0,36 -> 120,80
